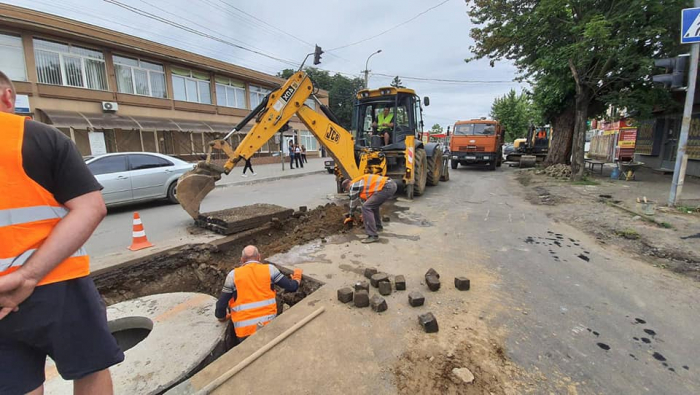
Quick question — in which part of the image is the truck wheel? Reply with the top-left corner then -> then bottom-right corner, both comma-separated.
451,159 -> 458,170
414,148 -> 428,196
496,152 -> 503,167
426,148 -> 442,186
489,159 -> 497,171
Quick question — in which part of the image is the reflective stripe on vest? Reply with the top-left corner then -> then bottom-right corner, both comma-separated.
0,206 -> 69,227
229,297 -> 276,312
355,174 -> 388,200
0,247 -> 87,272
232,314 -> 277,329
0,112 -> 90,286
378,112 -> 394,131
229,262 -> 278,337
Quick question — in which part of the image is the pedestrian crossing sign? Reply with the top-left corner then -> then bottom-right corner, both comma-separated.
682,7 -> 700,44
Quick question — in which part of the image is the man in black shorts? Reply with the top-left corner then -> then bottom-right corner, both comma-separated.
0,70 -> 124,394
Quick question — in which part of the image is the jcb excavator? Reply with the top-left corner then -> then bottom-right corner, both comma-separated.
177,62 -> 449,220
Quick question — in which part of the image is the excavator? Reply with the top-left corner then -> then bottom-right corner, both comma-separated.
506,124 -> 553,168
176,52 -> 449,220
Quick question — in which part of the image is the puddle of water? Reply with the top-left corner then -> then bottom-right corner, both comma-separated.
652,352 -> 667,362
597,342 -> 611,351
644,329 -> 656,337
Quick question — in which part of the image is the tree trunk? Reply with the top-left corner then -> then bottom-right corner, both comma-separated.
543,104 -> 575,166
570,90 -> 589,181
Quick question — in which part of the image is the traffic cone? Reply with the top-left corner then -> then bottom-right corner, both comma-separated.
128,212 -> 153,251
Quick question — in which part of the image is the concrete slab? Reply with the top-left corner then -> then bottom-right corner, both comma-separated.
45,293 -> 225,395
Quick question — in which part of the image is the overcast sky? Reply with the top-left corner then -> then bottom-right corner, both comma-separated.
5,0 -> 526,129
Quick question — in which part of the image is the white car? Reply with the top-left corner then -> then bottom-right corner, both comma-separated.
85,152 -> 194,206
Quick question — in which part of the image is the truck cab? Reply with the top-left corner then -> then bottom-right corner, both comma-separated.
449,119 -> 504,170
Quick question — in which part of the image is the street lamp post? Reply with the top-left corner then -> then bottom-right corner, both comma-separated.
363,50 -> 382,88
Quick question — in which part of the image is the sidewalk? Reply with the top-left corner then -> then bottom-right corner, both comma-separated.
217,157 -> 329,188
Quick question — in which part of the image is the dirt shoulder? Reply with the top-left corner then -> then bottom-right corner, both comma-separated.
514,166 -> 700,280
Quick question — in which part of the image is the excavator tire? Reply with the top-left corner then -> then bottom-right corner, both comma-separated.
414,148 -> 428,196
426,148 -> 443,186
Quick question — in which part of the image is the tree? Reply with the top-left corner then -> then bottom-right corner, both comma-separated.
489,89 -> 539,142
277,67 -> 364,129
467,0 -> 687,180
390,76 -> 405,88
430,124 -> 444,133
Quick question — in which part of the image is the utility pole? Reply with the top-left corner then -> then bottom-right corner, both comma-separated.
363,50 -> 382,88
670,1 -> 700,206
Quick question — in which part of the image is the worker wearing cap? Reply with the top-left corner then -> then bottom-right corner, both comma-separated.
215,245 -> 302,344
0,71 -> 124,395
343,174 -> 397,244
372,106 -> 394,146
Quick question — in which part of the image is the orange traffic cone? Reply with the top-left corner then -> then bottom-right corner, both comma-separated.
128,212 -> 153,251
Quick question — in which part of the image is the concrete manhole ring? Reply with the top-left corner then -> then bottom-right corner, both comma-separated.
44,292 -> 226,395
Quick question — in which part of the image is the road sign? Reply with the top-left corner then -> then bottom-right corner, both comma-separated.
682,7 -> 700,43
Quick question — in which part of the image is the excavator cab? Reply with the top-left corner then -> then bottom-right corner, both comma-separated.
352,88 -> 446,199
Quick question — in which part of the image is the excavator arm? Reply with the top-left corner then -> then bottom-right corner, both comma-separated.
177,71 -> 362,219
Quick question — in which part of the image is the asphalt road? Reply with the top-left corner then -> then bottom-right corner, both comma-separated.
86,173 -> 336,270
444,165 -> 699,394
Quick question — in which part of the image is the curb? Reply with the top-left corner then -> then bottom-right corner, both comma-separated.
215,169 -> 329,189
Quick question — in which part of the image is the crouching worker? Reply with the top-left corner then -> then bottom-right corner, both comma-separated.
215,245 -> 302,345
342,174 -> 397,244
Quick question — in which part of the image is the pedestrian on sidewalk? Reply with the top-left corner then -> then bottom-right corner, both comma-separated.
343,174 -> 397,244
288,141 -> 295,169
215,245 -> 302,347
241,157 -> 255,177
301,145 -> 308,163
294,144 -> 304,168
0,71 -> 124,395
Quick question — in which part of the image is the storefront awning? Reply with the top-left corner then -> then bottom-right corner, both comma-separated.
38,109 -> 140,130
38,109 -> 253,134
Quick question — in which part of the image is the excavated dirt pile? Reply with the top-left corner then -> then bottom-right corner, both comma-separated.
96,203 -> 348,307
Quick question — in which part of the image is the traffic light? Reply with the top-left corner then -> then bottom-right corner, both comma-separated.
313,45 -> 323,65
652,55 -> 688,89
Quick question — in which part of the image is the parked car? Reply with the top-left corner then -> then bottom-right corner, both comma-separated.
85,152 -> 194,206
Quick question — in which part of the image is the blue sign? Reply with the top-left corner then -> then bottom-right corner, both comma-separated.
682,7 -> 700,44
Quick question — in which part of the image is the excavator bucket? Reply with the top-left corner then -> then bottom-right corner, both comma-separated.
177,161 -> 224,219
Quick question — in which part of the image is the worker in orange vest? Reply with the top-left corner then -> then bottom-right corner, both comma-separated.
0,71 -> 123,395
342,174 -> 398,243
215,245 -> 302,345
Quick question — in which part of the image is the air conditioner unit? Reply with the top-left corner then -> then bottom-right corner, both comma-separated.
102,101 -> 118,112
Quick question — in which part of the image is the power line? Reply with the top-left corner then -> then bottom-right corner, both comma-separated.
371,72 -> 516,85
103,0 -> 300,67
215,0 -> 314,47
210,0 -> 356,65
327,0 -> 451,52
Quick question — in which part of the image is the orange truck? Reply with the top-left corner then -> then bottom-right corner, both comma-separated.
449,119 -> 504,170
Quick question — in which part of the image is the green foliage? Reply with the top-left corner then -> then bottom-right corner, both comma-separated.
490,89 -> 539,142
277,67 -> 364,129
390,76 -> 405,88
430,124 -> 443,133
466,0 -> 690,178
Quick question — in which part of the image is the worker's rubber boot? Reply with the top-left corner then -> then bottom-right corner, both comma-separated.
361,235 -> 379,244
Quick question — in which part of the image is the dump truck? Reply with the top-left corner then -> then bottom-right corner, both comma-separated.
449,118 -> 504,170
176,58 -> 449,220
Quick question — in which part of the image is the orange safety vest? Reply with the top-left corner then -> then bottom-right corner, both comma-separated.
0,112 -> 90,286
352,174 -> 388,201
228,262 -> 278,338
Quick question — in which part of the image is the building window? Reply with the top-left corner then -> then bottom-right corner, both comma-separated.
249,84 -> 271,108
215,76 -> 247,109
0,33 -> 27,81
113,55 -> 166,98
33,38 -> 108,90
171,67 -> 211,104
299,130 -> 318,151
